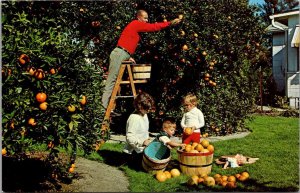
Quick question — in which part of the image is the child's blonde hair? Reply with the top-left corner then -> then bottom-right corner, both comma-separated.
183,94 -> 198,106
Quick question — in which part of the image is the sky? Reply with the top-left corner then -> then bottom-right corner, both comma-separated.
249,0 -> 265,5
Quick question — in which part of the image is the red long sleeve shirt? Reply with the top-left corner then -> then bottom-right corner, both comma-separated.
117,20 -> 171,55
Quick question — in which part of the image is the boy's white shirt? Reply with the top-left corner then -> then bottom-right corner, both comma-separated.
180,107 -> 205,132
123,113 -> 149,154
159,136 -> 171,145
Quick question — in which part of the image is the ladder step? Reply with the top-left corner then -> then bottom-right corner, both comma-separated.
116,96 -> 134,98
120,80 -> 148,84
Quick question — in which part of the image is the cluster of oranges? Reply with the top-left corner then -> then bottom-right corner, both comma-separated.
155,168 -> 181,182
213,171 -> 250,188
36,92 -> 48,111
182,139 -> 214,153
187,171 -> 250,189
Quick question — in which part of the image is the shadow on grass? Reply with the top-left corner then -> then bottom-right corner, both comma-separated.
97,149 -> 145,172
2,156 -> 61,192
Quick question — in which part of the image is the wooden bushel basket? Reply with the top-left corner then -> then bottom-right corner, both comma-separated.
177,149 -> 213,176
132,64 -> 151,79
142,142 -> 171,173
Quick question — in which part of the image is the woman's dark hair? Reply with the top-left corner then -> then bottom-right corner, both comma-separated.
134,92 -> 155,114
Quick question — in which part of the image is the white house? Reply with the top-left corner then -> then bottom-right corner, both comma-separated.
267,8 -> 300,109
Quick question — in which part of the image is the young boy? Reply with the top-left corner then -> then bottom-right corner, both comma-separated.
154,118 -> 186,149
180,94 -> 205,144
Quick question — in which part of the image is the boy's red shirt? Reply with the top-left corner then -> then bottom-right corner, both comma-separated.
117,20 -> 171,55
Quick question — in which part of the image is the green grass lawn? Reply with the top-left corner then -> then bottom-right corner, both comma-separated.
87,115 -> 299,192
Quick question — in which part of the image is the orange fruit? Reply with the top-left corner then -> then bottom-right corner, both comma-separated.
201,139 -> 210,148
182,44 -> 188,51
238,175 -> 248,182
69,167 -> 75,173
206,144 -> 214,152
71,164 -> 76,168
235,173 -> 241,179
241,171 -> 249,178
48,141 -> 54,148
36,92 -> 47,103
184,144 -> 192,152
187,175 -> 199,186
226,181 -> 236,189
34,69 -> 45,80
28,67 -> 36,76
39,102 -> 48,111
221,181 -> 228,187
80,96 -> 87,105
170,168 -> 180,177
221,175 -> 228,182
228,175 -> 236,182
156,172 -> 167,182
68,105 -> 76,112
2,148 -> 7,155
195,144 -> 204,152
19,54 -> 30,65
191,142 -> 198,148
184,127 -> 193,135
28,118 -> 37,126
198,177 -> 204,184
214,174 -> 222,179
163,171 -> 172,179
50,68 -> 56,75
203,176 -> 215,187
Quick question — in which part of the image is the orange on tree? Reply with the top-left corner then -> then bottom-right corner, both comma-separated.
39,102 -> 48,111
28,118 -> 37,126
80,96 -> 87,105
50,68 -> 56,75
34,69 -> 45,80
71,163 -> 76,168
182,44 -> 188,51
2,148 -> 7,155
69,167 -> 75,173
36,92 -> 47,103
28,67 -> 36,76
68,104 -> 76,112
19,54 -> 30,65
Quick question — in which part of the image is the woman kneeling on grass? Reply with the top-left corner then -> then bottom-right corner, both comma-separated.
123,92 -> 155,166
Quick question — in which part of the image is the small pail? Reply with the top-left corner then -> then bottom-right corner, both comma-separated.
177,149 -> 213,176
142,142 -> 171,173
132,64 -> 151,79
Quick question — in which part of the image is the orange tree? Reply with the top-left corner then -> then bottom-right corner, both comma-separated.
133,0 -> 268,135
56,1 -> 269,136
2,1 -> 104,177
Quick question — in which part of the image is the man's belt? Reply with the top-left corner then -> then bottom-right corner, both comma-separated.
117,46 -> 131,56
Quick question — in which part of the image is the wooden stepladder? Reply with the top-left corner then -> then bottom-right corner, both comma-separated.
100,61 -> 151,140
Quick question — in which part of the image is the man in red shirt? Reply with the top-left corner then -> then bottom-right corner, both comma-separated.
102,10 -> 181,110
